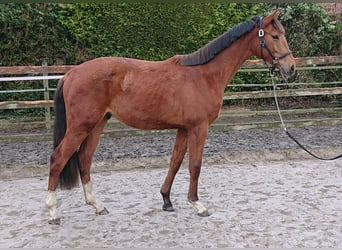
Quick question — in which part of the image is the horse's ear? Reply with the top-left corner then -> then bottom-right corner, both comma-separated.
264,10 -> 281,24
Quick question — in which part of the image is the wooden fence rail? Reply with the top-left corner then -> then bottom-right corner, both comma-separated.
0,56 -> 341,75
0,56 -> 341,142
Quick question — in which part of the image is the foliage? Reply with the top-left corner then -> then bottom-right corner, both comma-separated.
0,3 -> 341,118
0,3 -> 82,117
229,3 -> 342,96
0,3 -> 84,66
269,3 -> 341,57
58,3 -> 263,61
0,3 -> 264,118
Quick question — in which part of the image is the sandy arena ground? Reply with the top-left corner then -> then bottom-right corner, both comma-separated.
0,126 -> 341,248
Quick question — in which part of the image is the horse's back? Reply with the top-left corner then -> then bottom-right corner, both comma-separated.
61,56 -> 220,130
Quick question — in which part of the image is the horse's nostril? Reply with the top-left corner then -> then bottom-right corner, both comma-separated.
290,64 -> 295,74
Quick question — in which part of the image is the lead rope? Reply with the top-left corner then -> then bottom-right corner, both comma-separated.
270,72 -> 342,161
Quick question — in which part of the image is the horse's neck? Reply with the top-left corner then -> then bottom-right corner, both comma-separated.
205,30 -> 255,93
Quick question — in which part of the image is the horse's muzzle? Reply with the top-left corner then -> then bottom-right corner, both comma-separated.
280,63 -> 295,80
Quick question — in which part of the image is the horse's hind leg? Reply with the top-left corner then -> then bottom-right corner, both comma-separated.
160,128 -> 187,211
78,118 -> 109,215
47,130 -> 89,224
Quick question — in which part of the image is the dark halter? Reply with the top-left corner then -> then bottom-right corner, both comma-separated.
257,17 -> 292,75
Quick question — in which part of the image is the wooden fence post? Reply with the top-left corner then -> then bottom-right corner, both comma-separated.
43,60 -> 51,130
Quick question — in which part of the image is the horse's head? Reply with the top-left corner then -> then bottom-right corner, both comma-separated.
254,10 -> 295,79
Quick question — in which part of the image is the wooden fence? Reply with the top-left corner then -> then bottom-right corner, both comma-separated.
0,56 -> 341,142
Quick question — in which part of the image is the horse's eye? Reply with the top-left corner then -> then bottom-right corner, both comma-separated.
272,35 -> 279,40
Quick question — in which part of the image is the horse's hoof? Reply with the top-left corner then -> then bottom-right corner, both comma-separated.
162,204 -> 175,212
97,207 -> 109,215
198,209 -> 210,217
189,200 -> 209,217
48,217 -> 61,225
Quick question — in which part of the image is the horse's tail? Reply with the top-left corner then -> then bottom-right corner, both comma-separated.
53,78 -> 80,190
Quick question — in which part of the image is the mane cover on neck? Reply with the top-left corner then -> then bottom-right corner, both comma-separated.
179,16 -> 260,66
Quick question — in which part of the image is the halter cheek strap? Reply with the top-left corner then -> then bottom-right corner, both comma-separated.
258,16 -> 292,75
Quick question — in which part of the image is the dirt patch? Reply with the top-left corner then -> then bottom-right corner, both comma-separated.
0,158 -> 341,248
0,126 -> 341,247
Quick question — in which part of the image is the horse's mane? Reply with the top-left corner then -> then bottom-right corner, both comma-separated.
178,16 -> 260,66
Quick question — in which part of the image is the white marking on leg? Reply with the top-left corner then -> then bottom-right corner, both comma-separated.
46,190 -> 60,221
190,200 -> 209,215
83,181 -> 105,214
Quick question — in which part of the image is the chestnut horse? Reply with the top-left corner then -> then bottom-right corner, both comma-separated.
46,11 -> 295,224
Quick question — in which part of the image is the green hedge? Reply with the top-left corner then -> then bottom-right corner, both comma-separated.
0,3 -> 340,118
57,3 -> 262,61
1,3 -> 339,65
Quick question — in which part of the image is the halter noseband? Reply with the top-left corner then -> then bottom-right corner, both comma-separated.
257,16 -> 292,75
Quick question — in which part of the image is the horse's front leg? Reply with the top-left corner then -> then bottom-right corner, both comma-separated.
160,128 -> 188,211
187,124 -> 210,217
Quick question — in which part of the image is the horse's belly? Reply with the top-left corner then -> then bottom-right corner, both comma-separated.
115,113 -> 177,130
111,100 -> 180,130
